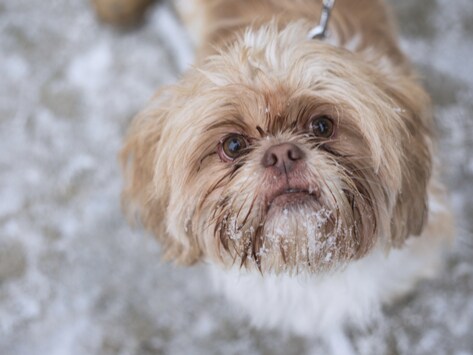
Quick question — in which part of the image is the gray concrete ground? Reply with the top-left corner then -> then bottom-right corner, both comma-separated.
0,0 -> 472,354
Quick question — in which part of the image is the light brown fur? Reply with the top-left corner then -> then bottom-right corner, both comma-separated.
120,0 -> 452,274
91,0 -> 154,26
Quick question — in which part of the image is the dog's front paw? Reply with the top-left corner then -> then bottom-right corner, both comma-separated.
91,0 -> 154,26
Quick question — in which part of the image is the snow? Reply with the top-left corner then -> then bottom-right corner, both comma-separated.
0,0 -> 472,354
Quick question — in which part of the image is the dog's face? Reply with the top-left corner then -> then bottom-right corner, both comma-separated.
122,23 -> 432,273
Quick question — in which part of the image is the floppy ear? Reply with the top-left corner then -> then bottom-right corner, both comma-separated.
120,88 -> 202,264
384,73 -> 433,247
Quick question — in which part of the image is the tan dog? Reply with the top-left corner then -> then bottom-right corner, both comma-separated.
112,0 -> 453,343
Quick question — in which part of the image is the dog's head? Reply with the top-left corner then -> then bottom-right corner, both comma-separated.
121,23 -> 432,273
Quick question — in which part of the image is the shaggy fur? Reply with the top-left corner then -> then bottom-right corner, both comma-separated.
119,0 -> 453,337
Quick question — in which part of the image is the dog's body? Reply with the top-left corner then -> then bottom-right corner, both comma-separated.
176,0 -> 402,62
116,0 -> 453,341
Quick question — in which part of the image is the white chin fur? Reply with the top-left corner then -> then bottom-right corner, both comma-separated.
209,231 -> 448,337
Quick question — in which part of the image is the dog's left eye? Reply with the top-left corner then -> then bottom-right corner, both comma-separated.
218,134 -> 248,162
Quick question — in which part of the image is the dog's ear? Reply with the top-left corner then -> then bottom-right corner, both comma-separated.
120,88 -> 202,264
383,72 -> 433,247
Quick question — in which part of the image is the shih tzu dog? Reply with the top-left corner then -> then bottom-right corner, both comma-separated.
110,0 -> 454,343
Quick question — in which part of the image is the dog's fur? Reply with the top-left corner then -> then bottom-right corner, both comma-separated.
117,0 -> 453,337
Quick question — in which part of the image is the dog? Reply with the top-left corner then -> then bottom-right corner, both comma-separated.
108,0 -> 454,345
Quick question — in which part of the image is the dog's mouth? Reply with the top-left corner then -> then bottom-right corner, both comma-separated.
267,187 -> 319,210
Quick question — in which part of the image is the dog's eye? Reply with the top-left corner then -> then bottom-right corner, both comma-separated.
310,116 -> 334,138
218,134 -> 248,162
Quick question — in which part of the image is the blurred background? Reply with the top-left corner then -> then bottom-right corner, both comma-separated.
0,0 -> 472,354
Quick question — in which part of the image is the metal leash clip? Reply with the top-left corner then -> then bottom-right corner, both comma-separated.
308,0 -> 336,40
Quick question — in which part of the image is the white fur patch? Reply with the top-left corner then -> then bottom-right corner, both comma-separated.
210,229 -> 448,337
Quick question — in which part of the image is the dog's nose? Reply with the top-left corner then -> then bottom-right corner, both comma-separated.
261,143 -> 305,173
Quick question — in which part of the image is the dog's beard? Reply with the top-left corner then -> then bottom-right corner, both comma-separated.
219,201 -> 345,274
196,136 -> 380,274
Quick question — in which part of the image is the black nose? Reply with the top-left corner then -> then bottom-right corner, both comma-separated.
261,143 -> 305,173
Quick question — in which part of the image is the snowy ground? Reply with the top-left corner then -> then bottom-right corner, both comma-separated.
0,0 -> 472,354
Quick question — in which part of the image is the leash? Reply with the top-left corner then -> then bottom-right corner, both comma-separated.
307,0 -> 336,39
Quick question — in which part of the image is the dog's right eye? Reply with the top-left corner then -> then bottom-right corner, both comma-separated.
218,134 -> 248,162
310,116 -> 335,138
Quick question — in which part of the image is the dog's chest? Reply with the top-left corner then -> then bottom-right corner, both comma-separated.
209,237 -> 445,336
